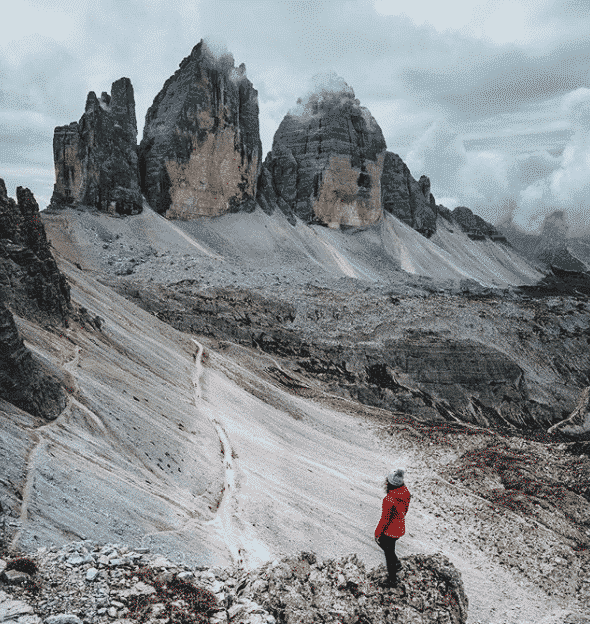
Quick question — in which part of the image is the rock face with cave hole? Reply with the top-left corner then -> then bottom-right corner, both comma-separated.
49,78 -> 143,216
139,40 -> 262,219
257,77 -> 387,228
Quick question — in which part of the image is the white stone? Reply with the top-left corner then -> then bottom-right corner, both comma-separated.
150,604 -> 166,618
45,615 -> 83,624
133,582 -> 156,595
17,616 -> 42,624
86,568 -> 98,582
210,580 -> 224,593
0,599 -> 34,622
149,556 -> 173,569
176,571 -> 193,581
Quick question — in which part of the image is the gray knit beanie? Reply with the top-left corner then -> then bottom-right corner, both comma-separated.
387,468 -> 405,488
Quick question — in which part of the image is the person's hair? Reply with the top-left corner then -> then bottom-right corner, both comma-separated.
384,477 -> 394,493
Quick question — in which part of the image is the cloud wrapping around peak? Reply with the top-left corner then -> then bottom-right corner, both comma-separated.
289,72 -> 359,118
516,88 -> 590,235
4,0 -> 590,220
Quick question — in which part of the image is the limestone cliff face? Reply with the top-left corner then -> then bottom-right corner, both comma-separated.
49,77 -> 142,215
380,151 -> 438,237
139,40 -> 262,219
259,79 -> 387,227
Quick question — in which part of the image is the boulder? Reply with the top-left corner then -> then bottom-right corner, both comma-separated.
381,151 -> 438,237
49,78 -> 142,215
139,40 -> 262,219
259,74 -> 387,227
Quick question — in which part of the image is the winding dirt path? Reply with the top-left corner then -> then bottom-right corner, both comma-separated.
191,339 -> 248,568
10,347 -> 80,551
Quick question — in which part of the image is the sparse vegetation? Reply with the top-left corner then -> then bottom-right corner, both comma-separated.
6,556 -> 38,576
127,567 -> 218,624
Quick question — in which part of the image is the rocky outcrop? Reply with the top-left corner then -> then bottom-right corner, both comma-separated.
499,212 -> 588,271
450,206 -> 499,240
139,40 -> 262,219
258,76 -> 387,227
49,78 -> 142,215
243,552 -> 468,624
0,181 -> 71,322
0,180 -> 69,419
1,544 -> 469,624
381,151 -> 438,237
0,303 -> 66,420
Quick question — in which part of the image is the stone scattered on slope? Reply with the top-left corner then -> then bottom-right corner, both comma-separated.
0,543 -> 469,624
381,151 -> 438,237
48,78 -> 142,216
259,73 -> 387,228
139,39 -> 262,219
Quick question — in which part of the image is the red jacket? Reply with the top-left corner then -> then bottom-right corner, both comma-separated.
375,485 -> 411,539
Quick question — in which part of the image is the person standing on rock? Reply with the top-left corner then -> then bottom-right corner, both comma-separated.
375,468 -> 411,588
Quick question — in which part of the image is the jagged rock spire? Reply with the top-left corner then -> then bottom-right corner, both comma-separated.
139,39 -> 262,218
49,77 -> 143,216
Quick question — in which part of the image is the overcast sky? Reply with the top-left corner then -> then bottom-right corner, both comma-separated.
2,0 -> 590,234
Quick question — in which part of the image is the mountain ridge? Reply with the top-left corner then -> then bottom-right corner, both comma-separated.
46,39 -> 506,250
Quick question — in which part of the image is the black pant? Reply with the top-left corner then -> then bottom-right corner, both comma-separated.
379,534 -> 400,581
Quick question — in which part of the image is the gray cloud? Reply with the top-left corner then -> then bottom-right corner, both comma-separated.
3,0 -> 590,222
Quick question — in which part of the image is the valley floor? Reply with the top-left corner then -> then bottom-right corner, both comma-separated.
195,342 -> 588,624
2,207 -> 586,623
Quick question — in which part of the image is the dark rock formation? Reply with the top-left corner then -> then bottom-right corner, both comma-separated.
0,181 -> 71,322
0,180 -> 69,419
381,151 -> 438,237
139,40 -> 262,219
0,303 -> 66,420
258,75 -> 387,227
451,206 -> 499,239
49,78 -> 142,215
111,281 -> 573,434
256,152 -> 298,225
